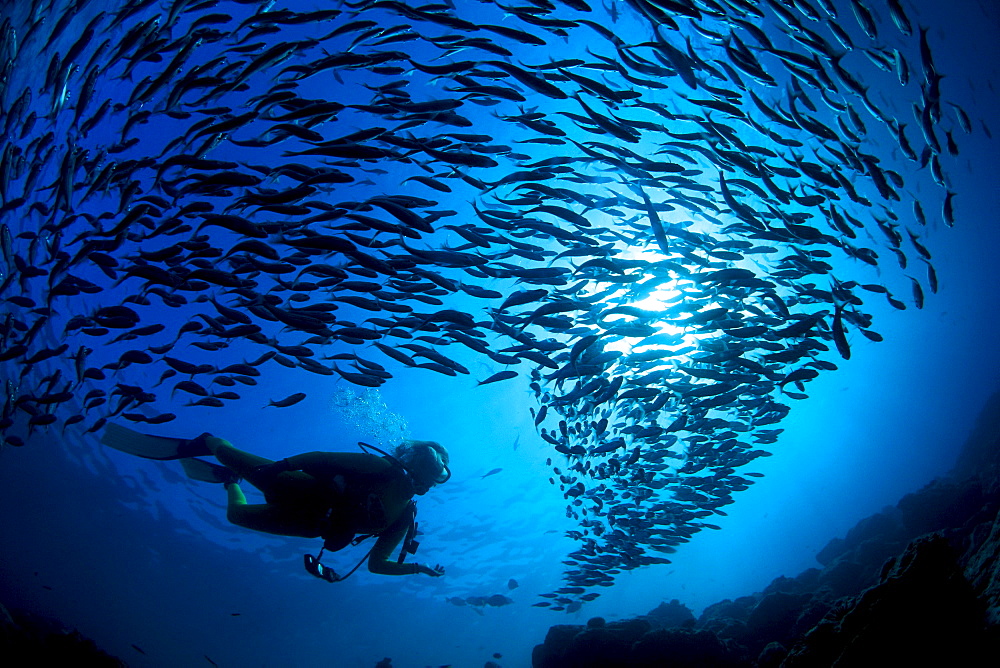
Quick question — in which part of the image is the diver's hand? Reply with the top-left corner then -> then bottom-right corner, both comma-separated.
417,563 -> 445,577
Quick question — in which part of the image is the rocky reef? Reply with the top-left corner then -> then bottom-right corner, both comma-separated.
0,602 -> 124,666
533,392 -> 1000,667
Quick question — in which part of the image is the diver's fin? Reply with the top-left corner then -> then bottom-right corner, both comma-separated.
179,458 -> 237,484
100,423 -> 210,460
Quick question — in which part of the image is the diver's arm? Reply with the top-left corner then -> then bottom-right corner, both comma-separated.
367,522 -> 417,576
367,514 -> 444,577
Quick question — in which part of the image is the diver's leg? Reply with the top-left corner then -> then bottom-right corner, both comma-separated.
224,483 -> 321,538
206,436 -> 317,496
226,480 -> 248,508
206,436 -> 273,479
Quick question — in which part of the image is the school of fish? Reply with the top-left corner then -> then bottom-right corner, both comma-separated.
0,0 -> 974,610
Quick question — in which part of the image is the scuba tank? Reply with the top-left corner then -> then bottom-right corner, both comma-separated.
303,442 -> 420,582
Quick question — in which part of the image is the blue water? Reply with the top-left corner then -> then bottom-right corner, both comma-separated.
1,0 -> 998,666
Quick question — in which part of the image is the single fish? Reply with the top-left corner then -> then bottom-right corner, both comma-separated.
267,392 -> 306,408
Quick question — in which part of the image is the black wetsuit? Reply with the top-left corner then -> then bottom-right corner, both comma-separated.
218,446 -> 420,575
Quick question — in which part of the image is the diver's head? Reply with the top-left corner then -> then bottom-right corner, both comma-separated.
395,440 -> 450,495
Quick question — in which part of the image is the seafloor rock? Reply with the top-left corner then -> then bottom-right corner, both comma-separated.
755,641 -> 787,668
532,624 -> 586,667
697,596 -> 757,645
698,595 -> 757,625
815,507 -> 905,570
816,559 -> 869,599
630,628 -> 739,668
0,602 -> 124,666
814,536 -> 846,566
790,568 -> 820,593
759,575 -> 798,595
532,619 -> 651,668
897,477 -> 986,537
787,596 -> 834,641
644,598 -> 695,629
964,505 -> 1000,625
783,534 -> 991,666
951,387 -> 1000,479
745,591 -> 812,650
531,615 -> 747,667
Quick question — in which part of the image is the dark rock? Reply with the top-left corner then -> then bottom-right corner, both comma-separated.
815,536 -> 846,567
0,603 -> 16,647
852,535 -> 905,570
756,641 -> 786,668
533,619 -> 651,668
607,618 -> 652,644
702,617 -> 748,644
963,506 -> 1000,625
817,559 -> 868,598
782,619 -> 839,667
789,596 -> 834,640
631,628 -> 737,668
745,591 -> 811,649
698,595 -> 757,625
0,603 -> 124,667
792,567 -> 820,591
560,627 -> 631,668
897,478 -> 984,537
586,617 -> 605,628
951,389 -> 1000,479
644,598 -> 695,629
841,507 -> 902,549
762,575 -> 799,595
532,624 -> 585,668
784,534 -> 991,666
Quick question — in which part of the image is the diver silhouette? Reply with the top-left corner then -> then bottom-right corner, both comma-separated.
102,424 -> 449,580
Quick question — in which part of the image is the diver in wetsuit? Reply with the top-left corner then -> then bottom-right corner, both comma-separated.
99,423 -> 449,578
209,435 -> 449,577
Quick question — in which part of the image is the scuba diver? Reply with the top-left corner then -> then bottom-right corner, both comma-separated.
101,423 -> 450,581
